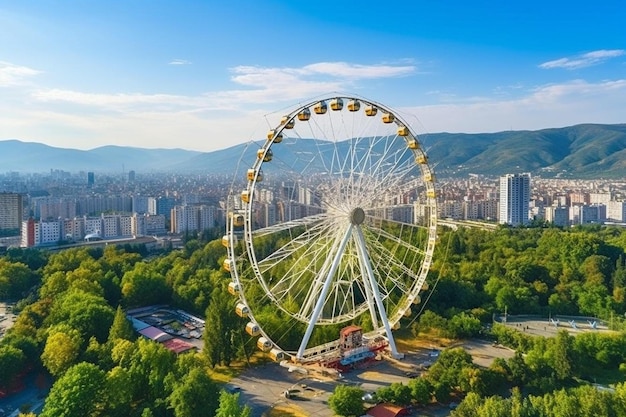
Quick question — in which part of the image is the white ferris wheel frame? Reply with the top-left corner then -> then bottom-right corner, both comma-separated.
224,95 -> 438,362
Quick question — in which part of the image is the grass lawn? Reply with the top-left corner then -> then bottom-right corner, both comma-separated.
394,328 -> 454,351
207,352 -> 272,384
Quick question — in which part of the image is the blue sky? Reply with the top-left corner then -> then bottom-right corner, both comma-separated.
1,0 -> 624,152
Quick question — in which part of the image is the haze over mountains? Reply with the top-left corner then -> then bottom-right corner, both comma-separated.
1,123 -> 625,178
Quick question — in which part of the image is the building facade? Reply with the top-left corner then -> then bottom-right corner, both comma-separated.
0,192 -> 23,231
499,173 -> 531,226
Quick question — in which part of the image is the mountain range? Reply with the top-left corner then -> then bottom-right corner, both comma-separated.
1,123 -> 625,178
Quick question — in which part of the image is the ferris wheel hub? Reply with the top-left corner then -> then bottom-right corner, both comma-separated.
350,207 -> 366,225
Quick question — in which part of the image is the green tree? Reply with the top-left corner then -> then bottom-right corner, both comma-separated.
41,326 -> 82,376
328,385 -> 364,417
47,290 -> 115,343
168,368 -> 220,417
546,330 -> 575,381
104,366 -> 134,416
408,377 -> 432,405
0,259 -> 37,299
40,362 -> 106,417
215,391 -> 252,417
204,287 -> 242,366
121,262 -> 171,307
453,391 -> 482,417
108,306 -> 135,342
126,339 -> 176,408
389,382 -> 412,405
427,348 -> 473,390
0,345 -> 26,388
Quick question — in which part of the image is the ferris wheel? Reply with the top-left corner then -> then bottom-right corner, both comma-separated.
223,95 -> 437,363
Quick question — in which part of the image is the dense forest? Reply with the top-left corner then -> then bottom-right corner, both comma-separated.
3,224 -> 626,416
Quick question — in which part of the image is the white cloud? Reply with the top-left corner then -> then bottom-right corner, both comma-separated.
168,59 -> 191,65
31,61 -> 417,110
32,89 -> 198,110
539,49 -> 625,70
399,79 -> 626,137
230,61 -> 414,86
0,61 -> 41,87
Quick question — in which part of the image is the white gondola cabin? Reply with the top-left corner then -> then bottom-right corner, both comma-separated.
404,308 -> 412,317
257,337 -> 272,352
415,154 -> 428,164
347,99 -> 360,112
228,282 -> 239,295
247,168 -> 263,182
298,108 -> 311,121
392,322 -> 400,330
223,259 -> 234,272
407,139 -> 420,149
267,129 -> 283,143
269,348 -> 286,361
235,303 -> 249,318
382,112 -> 395,123
241,190 -> 251,203
330,98 -> 343,111
230,213 -> 244,227
424,171 -> 434,182
365,105 -> 378,116
412,294 -> 422,304
397,126 -> 409,136
245,322 -> 261,336
313,101 -> 327,114
280,116 -> 295,129
221,234 -> 232,248
257,148 -> 273,162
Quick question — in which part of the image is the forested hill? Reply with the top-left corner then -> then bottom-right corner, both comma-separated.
2,123 -> 626,177
424,123 -> 626,178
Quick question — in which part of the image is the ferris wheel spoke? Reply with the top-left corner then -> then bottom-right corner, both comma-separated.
364,225 -> 424,270
264,223 -> 346,308
364,238 -> 419,290
251,212 -> 329,238
363,218 -> 427,259
255,216 -> 338,272
293,223 -> 353,320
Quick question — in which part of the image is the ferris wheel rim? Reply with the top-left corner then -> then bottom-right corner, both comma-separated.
225,94 -> 437,359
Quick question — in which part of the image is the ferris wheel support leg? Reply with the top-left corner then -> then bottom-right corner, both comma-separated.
360,266 -> 380,331
296,225 -> 354,361
353,226 -> 403,359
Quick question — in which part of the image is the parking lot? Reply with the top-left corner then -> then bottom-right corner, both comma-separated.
227,340 -> 514,417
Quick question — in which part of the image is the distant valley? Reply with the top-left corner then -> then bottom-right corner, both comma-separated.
1,123 -> 625,178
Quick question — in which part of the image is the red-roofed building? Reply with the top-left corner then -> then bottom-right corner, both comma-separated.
365,404 -> 409,417
162,338 -> 196,354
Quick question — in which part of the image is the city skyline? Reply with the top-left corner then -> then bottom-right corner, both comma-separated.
1,1 -> 625,152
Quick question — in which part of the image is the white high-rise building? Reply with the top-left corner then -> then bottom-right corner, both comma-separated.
499,173 -> 531,226
607,201 -> 626,222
